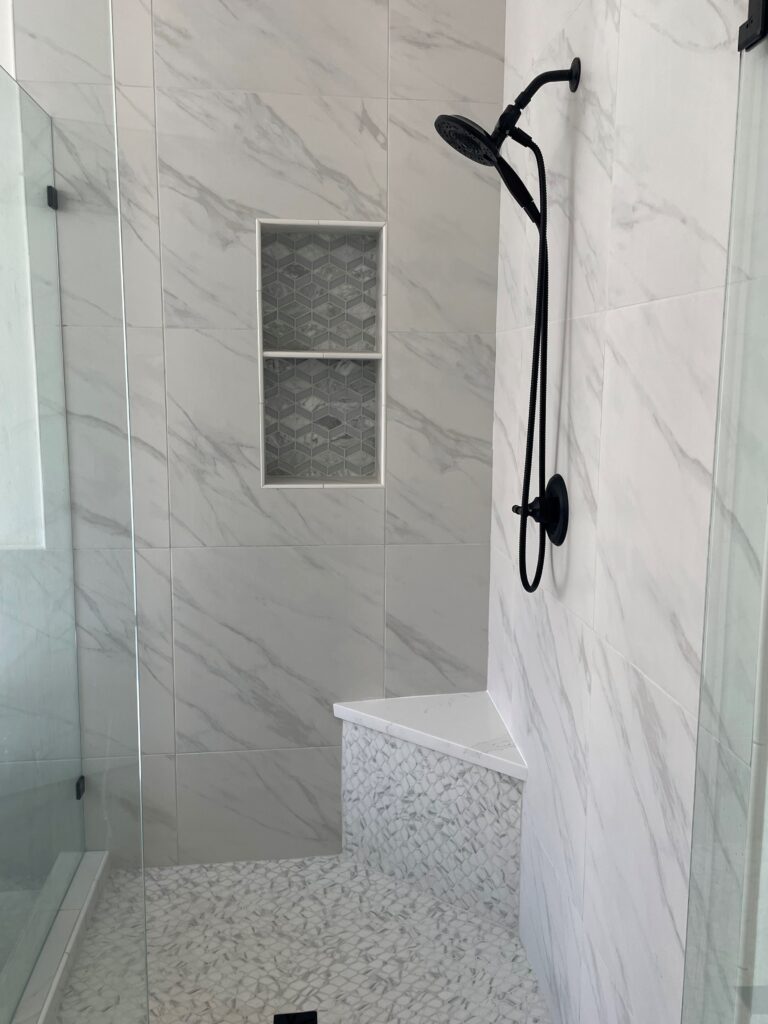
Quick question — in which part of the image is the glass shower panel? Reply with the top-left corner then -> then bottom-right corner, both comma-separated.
0,67 -> 83,1022
682,36 -> 768,1024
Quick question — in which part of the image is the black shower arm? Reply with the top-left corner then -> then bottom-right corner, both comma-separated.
492,59 -> 582,141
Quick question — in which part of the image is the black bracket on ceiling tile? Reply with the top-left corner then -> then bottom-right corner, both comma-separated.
739,0 -> 768,50
46,185 -> 59,210
274,1015 -> 318,1024
75,774 -> 85,800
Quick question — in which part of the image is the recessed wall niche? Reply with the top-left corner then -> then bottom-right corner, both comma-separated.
257,220 -> 386,486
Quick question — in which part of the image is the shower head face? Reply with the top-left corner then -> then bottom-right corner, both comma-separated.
433,115 -> 498,166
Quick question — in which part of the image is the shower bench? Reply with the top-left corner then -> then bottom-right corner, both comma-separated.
333,691 -> 527,929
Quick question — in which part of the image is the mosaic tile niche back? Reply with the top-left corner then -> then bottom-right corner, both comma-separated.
260,226 -> 382,483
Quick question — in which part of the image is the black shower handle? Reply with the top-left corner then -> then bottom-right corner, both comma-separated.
495,156 -> 540,226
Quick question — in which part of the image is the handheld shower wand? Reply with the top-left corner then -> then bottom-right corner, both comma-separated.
434,58 -> 580,593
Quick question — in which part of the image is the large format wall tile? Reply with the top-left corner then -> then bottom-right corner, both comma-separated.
165,327 -> 385,545
389,0 -> 504,102
594,290 -> 722,715
582,636 -> 697,1024
112,0 -> 154,88
172,546 -> 384,752
519,825 -> 584,1024
152,0 -> 388,97
497,0 -> 620,327
157,89 -> 387,329
141,754 -> 179,868
386,331 -> 494,543
388,99 -> 500,334
82,756 -> 142,868
385,544 -> 489,696
74,550 -> 139,759
608,0 -> 739,306
489,572 -> 591,910
136,549 -> 175,757
13,0 -> 112,84
176,747 -> 342,863
63,327 -> 133,549
127,328 -> 169,549
116,87 -> 163,329
53,118 -> 123,328
492,315 -> 605,624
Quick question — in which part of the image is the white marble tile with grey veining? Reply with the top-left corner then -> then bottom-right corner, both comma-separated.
594,290 -> 723,716
140,754 -> 179,867
165,327 -> 385,546
157,89 -> 387,329
388,99 -> 500,334
62,327 -> 133,549
385,544 -> 489,697
112,0 -> 154,88
389,0 -> 504,102
82,756 -> 143,869
386,332 -> 494,544
136,550 -> 175,756
334,691 -> 527,779
582,634 -> 697,1024
74,549 -> 139,759
496,0 -> 620,327
488,567 -> 591,910
176,747 -> 342,863
543,313 -> 606,623
491,325 -> 529,561
152,0 -> 388,97
127,328 -> 169,548
116,89 -> 163,328
172,545 -> 384,753
519,825 -> 583,1024
53,119 -> 123,329
13,0 -> 113,84
608,0 -> 740,306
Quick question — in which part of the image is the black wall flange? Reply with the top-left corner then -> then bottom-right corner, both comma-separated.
512,474 -> 569,548
739,0 -> 768,50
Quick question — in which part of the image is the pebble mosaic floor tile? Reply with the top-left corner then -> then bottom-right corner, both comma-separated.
56,857 -> 550,1024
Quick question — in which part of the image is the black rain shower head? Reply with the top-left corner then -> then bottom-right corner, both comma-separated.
434,114 -> 540,224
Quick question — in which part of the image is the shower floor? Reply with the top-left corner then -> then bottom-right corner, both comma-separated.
56,856 -> 549,1024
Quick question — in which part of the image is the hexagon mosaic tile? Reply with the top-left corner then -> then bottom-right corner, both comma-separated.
261,229 -> 380,353
263,358 -> 378,481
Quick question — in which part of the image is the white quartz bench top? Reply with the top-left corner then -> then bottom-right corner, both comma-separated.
333,691 -> 527,781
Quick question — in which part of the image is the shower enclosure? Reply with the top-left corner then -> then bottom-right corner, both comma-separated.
682,28 -> 768,1024
0,5 -> 147,1019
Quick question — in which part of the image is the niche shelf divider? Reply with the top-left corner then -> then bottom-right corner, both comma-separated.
256,218 -> 387,488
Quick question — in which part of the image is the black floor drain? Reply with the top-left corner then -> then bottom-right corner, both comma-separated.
274,1014 -> 317,1024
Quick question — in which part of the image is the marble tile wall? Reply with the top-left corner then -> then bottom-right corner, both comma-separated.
99,0 -> 504,865
488,1 -> 741,1022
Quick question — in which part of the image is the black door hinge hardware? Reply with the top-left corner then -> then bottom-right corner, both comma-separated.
739,0 -> 768,50
46,185 -> 59,210
75,775 -> 85,800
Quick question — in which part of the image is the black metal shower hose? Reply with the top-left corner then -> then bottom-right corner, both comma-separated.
516,136 -> 548,593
